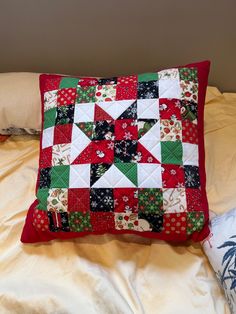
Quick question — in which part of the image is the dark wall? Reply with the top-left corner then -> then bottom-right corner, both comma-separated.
0,0 -> 235,91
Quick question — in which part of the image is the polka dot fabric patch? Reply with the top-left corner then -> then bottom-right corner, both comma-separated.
21,61 -> 210,243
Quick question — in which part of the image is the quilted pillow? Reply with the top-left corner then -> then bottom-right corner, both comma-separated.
21,61 -> 210,243
202,208 -> 236,314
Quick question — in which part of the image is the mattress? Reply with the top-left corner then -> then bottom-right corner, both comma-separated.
0,87 -> 235,314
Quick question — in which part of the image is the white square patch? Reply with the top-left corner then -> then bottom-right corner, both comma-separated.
69,164 -> 91,188
159,79 -> 181,99
44,90 -> 58,111
163,188 -> 187,213
138,163 -> 162,188
182,143 -> 199,166
42,126 -> 54,149
137,99 -> 159,119
74,103 -> 95,122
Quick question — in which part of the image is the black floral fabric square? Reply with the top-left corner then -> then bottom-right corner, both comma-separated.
90,188 -> 114,212
138,81 -> 159,99
98,77 -> 117,85
39,167 -> 51,188
56,105 -> 75,125
94,120 -> 115,140
114,140 -> 138,162
184,165 -> 200,188
60,212 -> 70,232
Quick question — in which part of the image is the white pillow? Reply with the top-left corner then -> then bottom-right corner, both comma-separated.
0,73 -> 41,134
202,208 -> 236,314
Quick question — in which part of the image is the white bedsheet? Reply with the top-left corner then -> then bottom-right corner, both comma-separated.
1,87 -> 235,313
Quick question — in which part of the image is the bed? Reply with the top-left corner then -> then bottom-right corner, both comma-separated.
0,86 -> 235,313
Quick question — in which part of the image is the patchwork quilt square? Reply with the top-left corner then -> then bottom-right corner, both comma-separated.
115,212 -> 139,230
53,124 -> 72,145
68,188 -> 90,213
114,140 -> 138,163
116,75 -> 138,100
44,107 -> 57,129
44,90 -> 58,111
47,188 -> 68,212
21,61 -> 210,243
39,147 -> 52,169
90,188 -> 114,212
114,188 -> 138,213
57,88 -> 76,106
56,105 -> 74,125
52,143 -> 71,166
68,212 -> 92,232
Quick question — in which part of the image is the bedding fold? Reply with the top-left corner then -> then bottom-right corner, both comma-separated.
0,86 -> 235,313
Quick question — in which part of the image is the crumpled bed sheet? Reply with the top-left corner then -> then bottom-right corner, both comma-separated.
0,87 -> 236,314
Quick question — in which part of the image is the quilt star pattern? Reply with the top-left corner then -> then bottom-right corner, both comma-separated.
32,65 -> 208,240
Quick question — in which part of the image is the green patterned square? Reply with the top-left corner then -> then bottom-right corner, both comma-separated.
60,77 -> 79,88
68,212 -> 92,232
36,188 -> 49,210
138,72 -> 158,82
179,68 -> 198,82
161,141 -> 183,165
50,165 -> 70,188
44,107 -> 57,129
138,188 -> 163,214
76,86 -> 96,103
187,212 -> 204,235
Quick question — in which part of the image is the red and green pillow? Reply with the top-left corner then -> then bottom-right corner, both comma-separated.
21,61 -> 210,243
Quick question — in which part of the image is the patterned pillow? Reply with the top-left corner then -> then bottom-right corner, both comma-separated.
202,209 -> 236,314
21,61 -> 210,243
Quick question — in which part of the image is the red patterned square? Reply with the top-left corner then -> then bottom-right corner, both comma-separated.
115,119 -> 138,141
57,88 -> 76,106
42,77 -> 61,93
159,98 -> 181,120
161,164 -> 185,188
114,188 -> 138,213
91,140 -> 114,163
68,188 -> 90,213
78,77 -> 98,87
182,120 -> 198,144
32,209 -> 49,232
39,146 -> 52,168
163,213 -> 187,235
186,188 -> 202,211
54,124 -> 73,145
116,75 -> 138,100
90,212 -> 115,232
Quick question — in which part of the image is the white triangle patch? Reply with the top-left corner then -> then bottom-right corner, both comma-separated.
97,100 -> 134,119
139,121 -> 161,161
92,164 -> 135,188
70,124 -> 91,163
137,99 -> 159,119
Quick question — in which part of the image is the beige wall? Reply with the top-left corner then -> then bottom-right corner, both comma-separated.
0,0 -> 235,91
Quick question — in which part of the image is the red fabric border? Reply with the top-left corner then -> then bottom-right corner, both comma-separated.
21,61 -> 210,243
